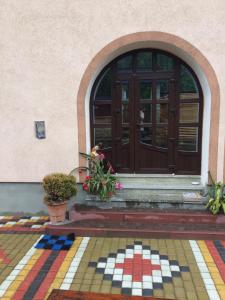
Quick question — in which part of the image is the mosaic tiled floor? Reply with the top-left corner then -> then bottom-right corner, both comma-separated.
0,216 -> 49,230
0,234 -> 224,299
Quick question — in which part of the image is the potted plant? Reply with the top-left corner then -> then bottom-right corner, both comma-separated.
80,152 -> 123,201
42,173 -> 77,223
206,181 -> 225,214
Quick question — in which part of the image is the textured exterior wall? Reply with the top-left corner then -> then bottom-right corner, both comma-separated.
0,0 -> 224,182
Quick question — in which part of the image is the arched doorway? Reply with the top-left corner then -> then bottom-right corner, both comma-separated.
90,49 -> 203,175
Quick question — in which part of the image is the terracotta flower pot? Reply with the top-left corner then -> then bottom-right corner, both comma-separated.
47,201 -> 67,224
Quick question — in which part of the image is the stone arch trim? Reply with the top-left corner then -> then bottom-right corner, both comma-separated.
77,31 -> 220,180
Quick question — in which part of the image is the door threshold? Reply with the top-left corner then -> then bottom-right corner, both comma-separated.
115,173 -> 201,178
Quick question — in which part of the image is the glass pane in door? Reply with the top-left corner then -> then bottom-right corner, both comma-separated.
122,103 -> 129,124
156,54 -> 173,71
155,127 -> 168,148
140,103 -> 152,123
140,81 -> 152,100
180,103 -> 199,123
95,68 -> 112,100
178,127 -> 198,152
140,127 -> 152,145
180,65 -> 199,99
121,82 -> 129,101
122,127 -> 130,145
94,128 -> 112,148
156,80 -> 169,100
117,55 -> 132,71
121,82 -> 129,124
156,104 -> 168,123
94,104 -> 111,124
137,52 -> 153,71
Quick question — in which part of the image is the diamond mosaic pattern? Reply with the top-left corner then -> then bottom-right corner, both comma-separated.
89,241 -> 190,296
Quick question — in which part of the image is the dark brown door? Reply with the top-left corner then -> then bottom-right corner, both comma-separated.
114,75 -> 175,173
91,50 -> 202,174
134,77 -> 174,173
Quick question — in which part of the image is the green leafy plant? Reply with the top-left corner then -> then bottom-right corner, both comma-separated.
42,173 -> 77,205
206,174 -> 225,214
72,152 -> 123,201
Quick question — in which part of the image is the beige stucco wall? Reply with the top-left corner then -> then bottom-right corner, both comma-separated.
0,0 -> 224,182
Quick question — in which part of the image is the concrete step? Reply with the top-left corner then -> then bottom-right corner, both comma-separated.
113,174 -> 205,204
76,173 -> 206,210
115,191 -> 204,203
116,174 -> 202,185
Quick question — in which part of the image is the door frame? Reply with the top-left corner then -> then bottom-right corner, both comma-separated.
77,32 -> 220,183
90,49 -> 203,175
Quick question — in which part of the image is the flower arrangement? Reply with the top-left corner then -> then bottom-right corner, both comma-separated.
80,151 -> 123,201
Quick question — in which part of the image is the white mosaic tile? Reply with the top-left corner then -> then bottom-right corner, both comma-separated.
113,274 -> 123,281
153,276 -> 163,283
125,253 -> 134,259
5,221 -> 16,225
160,259 -> 169,265
134,249 -> 142,254
60,283 -> 70,290
116,258 -> 124,263
132,288 -> 142,296
134,245 -> 142,250
122,281 -> 132,288
105,268 -> 114,275
151,254 -> 160,260
123,275 -> 132,281
97,262 -> 106,268
152,270 -> 162,277
143,275 -> 152,282
132,281 -> 142,288
107,258 -> 116,263
114,268 -> 123,275
106,262 -> 115,268
170,265 -> 180,271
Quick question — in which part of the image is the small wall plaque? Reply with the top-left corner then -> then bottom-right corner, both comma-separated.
35,121 -> 46,139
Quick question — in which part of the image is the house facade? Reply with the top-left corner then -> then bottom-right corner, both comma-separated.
0,0 -> 224,212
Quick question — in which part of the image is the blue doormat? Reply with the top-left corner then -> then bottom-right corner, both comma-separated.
35,233 -> 75,250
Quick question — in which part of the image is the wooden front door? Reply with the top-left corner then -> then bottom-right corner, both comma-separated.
91,50 -> 203,175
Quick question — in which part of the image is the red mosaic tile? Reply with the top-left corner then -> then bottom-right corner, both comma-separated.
0,248 -> 11,264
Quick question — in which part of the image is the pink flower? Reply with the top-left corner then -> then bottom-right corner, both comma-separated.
96,153 -> 105,161
115,182 -> 123,190
82,183 -> 89,191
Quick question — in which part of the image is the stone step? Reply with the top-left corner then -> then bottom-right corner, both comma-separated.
116,174 -> 202,186
115,183 -> 204,202
119,183 -> 204,190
